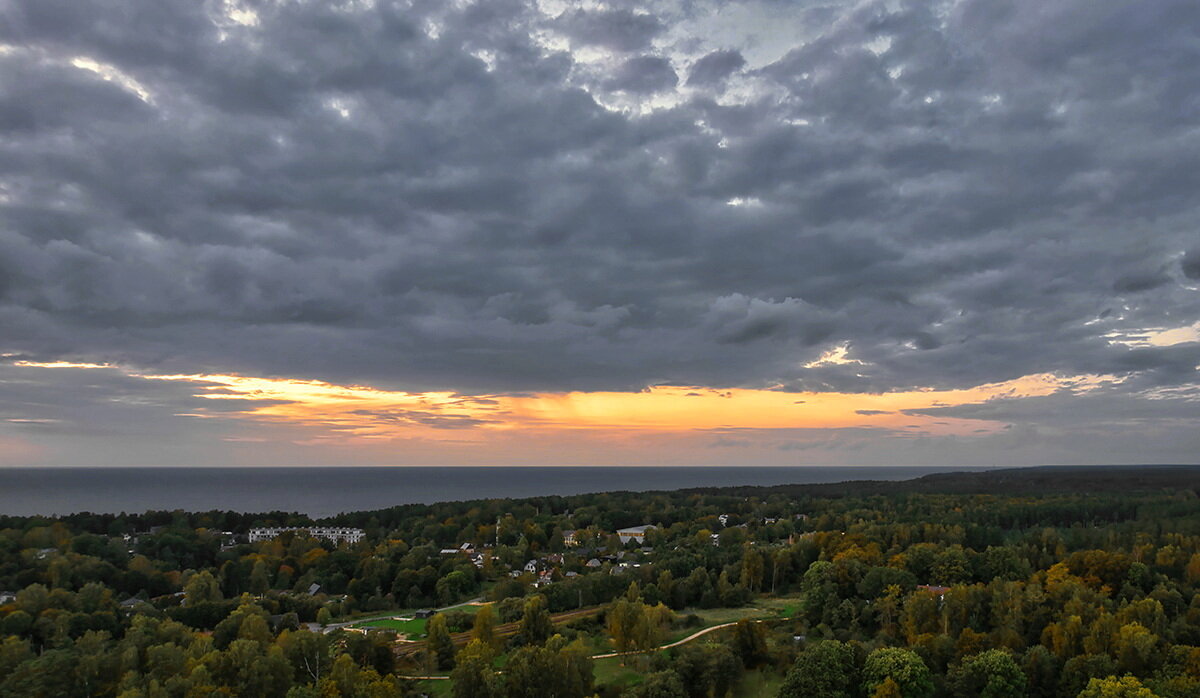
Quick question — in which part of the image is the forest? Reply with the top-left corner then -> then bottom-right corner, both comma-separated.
2,466 -> 1200,697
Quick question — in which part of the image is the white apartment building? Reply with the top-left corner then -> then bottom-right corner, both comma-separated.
248,526 -> 365,544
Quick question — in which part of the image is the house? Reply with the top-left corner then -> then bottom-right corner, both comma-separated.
562,530 -> 579,546
307,583 -> 322,596
617,525 -> 656,544
440,548 -> 460,555
0,591 -> 15,604
459,542 -> 475,553
119,598 -> 149,612
917,585 -> 950,600
718,514 -> 730,527
586,558 -> 602,568
763,518 -> 778,525
565,571 -> 579,578
248,527 -> 365,545
523,560 -> 540,573
414,609 -> 433,619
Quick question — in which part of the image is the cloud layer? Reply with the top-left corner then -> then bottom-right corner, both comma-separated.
1,0 -> 1198,465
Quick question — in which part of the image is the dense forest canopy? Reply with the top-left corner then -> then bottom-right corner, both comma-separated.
2,466 -> 1200,697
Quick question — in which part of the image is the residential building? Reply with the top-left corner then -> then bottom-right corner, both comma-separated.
248,527 -> 365,545
617,525 -> 656,544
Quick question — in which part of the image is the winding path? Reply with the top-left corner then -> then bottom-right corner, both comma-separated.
589,620 -> 752,659
402,619 -> 762,680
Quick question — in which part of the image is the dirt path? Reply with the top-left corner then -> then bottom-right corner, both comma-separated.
401,619 -> 761,680
589,620 -> 749,659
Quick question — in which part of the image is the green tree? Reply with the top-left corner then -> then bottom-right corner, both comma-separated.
280,630 -> 332,685
1077,675 -> 1160,698
450,639 -> 500,698
779,640 -> 859,698
250,560 -> 272,595
632,670 -> 688,698
426,613 -> 456,670
185,570 -> 223,605
519,594 -> 553,646
741,548 -> 764,592
471,604 -> 498,650
731,619 -> 769,668
608,597 -> 641,655
946,649 -> 1026,698
873,677 -> 904,698
862,647 -> 935,698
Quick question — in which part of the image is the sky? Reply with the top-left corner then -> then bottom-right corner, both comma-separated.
0,0 -> 1198,468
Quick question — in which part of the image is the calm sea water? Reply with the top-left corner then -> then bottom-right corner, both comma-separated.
0,466 -> 995,518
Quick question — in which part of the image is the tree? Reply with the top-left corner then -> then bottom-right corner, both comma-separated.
946,649 -> 1026,698
632,670 -> 688,698
741,548 -> 764,592
779,640 -> 859,698
1077,675 -> 1160,698
862,647 -> 935,698
608,598 -> 641,655
519,594 -> 553,646
471,604 -> 498,650
426,613 -> 456,670
450,639 -> 500,698
280,630 -> 331,685
731,619 -> 769,668
185,570 -> 223,605
873,677 -> 904,698
250,560 -> 272,595
502,640 -> 594,698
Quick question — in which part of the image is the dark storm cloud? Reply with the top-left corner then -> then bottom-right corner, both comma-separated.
1183,250 -> 1200,281
551,8 -> 666,52
604,55 -> 678,94
0,0 -> 1198,409
686,49 -> 745,86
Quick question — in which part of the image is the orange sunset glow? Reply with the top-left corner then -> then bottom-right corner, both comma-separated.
14,361 -> 1117,446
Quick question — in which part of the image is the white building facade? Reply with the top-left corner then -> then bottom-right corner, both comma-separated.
248,526 -> 365,544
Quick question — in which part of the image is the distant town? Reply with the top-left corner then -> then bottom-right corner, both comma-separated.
2,467 -> 1200,697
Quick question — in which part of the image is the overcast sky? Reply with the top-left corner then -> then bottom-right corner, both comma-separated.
1,0 -> 1198,467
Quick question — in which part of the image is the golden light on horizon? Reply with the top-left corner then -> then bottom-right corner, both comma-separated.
10,360 -> 1118,446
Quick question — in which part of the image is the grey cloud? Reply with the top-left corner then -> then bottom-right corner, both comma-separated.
0,0 -> 1196,413
605,55 -> 678,94
1183,249 -> 1200,280
686,49 -> 745,86
551,8 -> 666,52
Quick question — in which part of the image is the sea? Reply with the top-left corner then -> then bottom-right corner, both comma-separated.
0,466 -> 997,518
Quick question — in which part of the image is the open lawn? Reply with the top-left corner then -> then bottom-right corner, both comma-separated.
735,668 -> 785,697
350,616 -> 427,637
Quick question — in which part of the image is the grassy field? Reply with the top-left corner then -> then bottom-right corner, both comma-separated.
415,679 -> 452,696
735,668 -> 785,697
350,616 -> 428,636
